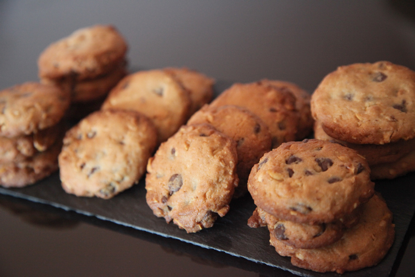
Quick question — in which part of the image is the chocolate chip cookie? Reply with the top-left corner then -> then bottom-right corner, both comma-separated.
311,61 -> 415,144
59,109 -> 157,199
248,139 -> 374,224
146,124 -> 238,233
101,69 -> 191,143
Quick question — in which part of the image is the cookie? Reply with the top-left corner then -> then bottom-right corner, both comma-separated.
311,61 -> 415,144
38,25 -> 128,81
0,139 -> 62,188
269,194 -> 395,274
187,105 -> 272,196
248,207 -> 344,249
314,120 -> 415,166
370,149 -> 415,180
210,81 -> 299,148
101,69 -> 191,143
0,123 -> 64,163
260,79 -> 313,140
146,124 -> 238,233
164,67 -> 214,115
248,139 -> 374,224
0,82 -> 70,138
59,109 -> 157,199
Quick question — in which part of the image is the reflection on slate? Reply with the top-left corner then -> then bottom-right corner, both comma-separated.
0,82 -> 414,277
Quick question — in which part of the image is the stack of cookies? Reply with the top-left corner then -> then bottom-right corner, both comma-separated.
0,82 -> 70,187
311,61 -> 415,180
247,139 -> 395,274
38,25 -> 128,119
101,67 -> 214,144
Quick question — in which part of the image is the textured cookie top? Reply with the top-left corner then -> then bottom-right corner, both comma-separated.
210,81 -> 299,148
261,79 -> 313,140
248,139 -> 374,224
146,124 -> 238,233
270,194 -> 395,274
188,105 -> 272,192
38,25 -> 128,80
59,110 -> 157,199
101,69 -> 191,143
164,67 -> 214,115
311,61 -> 415,144
0,82 -> 70,137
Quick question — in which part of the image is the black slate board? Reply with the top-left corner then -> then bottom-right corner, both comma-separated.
0,81 -> 414,277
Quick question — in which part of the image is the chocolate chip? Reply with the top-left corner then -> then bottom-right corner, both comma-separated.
99,183 -> 117,198
161,196 -> 168,203
237,138 -> 245,147
278,121 -> 286,130
274,223 -> 288,240
349,254 -> 358,260
87,130 -> 96,138
80,163 -> 85,169
302,139 -> 310,143
167,205 -> 172,211
315,157 -> 333,171
269,107 -> 277,112
305,170 -> 313,176
199,133 -> 208,137
356,163 -> 365,174
328,176 -> 342,184
287,168 -> 294,177
313,224 -> 326,238
257,157 -> 268,171
153,87 -> 164,96
344,93 -> 353,101
393,100 -> 407,113
372,72 -> 387,82
168,174 -> 183,195
290,204 -> 312,214
88,167 -> 99,177
254,123 -> 261,134
171,148 -> 176,156
286,155 -> 302,164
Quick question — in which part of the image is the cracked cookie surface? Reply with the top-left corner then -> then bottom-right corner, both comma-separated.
59,109 -> 157,199
311,61 -> 415,144
145,124 -> 238,233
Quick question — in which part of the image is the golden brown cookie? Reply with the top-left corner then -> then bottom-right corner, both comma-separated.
164,67 -> 214,115
370,149 -> 415,180
101,69 -> 191,143
187,105 -> 272,197
311,61 -> 415,144
0,123 -> 64,163
59,110 -> 157,199
269,194 -> 395,274
146,124 -> 238,233
261,79 -> 313,140
210,81 -> 299,148
248,207 -> 344,249
0,82 -> 70,138
314,120 -> 415,166
38,25 -> 128,81
0,139 -> 62,188
248,139 -> 374,224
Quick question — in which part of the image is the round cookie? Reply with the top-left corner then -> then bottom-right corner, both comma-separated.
370,149 -> 415,180
269,194 -> 395,274
101,69 -> 191,143
311,61 -> 415,144
59,109 -> 157,199
0,82 -> 70,138
0,139 -> 62,188
210,81 -> 299,148
248,139 -> 374,224
0,123 -> 64,163
38,25 -> 128,81
314,120 -> 415,166
248,207 -> 344,249
261,79 -> 313,140
163,67 -> 215,115
187,105 -> 272,196
145,124 -> 238,233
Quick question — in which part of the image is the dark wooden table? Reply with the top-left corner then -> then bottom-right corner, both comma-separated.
0,1 -> 414,276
